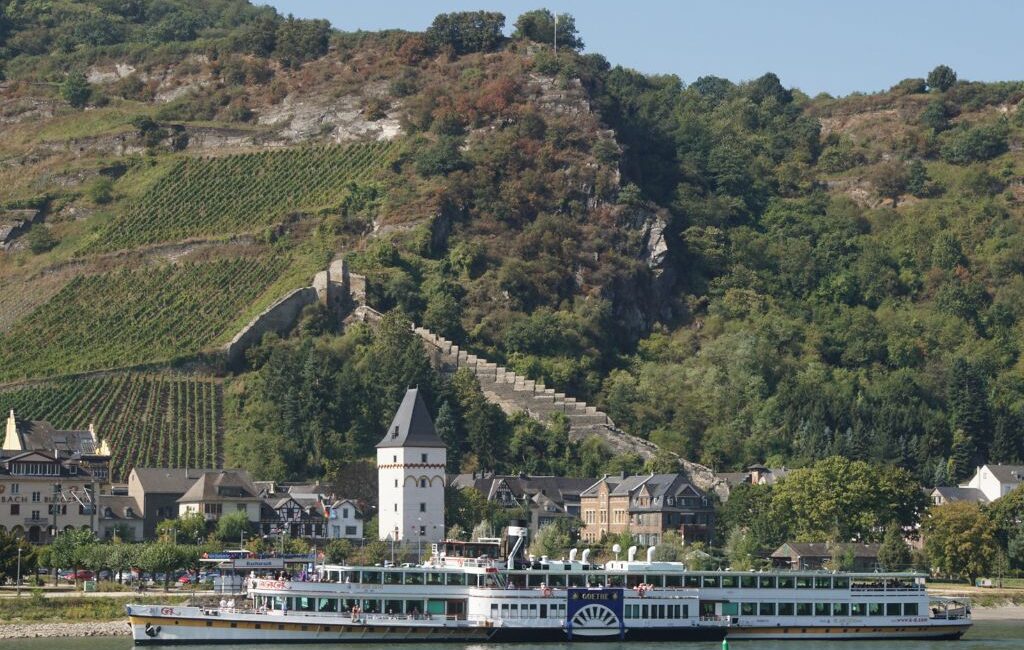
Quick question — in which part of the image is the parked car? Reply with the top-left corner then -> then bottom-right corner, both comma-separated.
62,570 -> 94,582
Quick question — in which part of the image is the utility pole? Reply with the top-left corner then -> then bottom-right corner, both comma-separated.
16,546 -> 22,597
52,482 -> 61,586
553,13 -> 558,54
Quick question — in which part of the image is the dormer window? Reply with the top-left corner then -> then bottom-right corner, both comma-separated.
392,426 -> 399,439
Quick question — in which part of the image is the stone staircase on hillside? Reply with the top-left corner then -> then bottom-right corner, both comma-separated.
412,325 -> 727,498
413,326 -> 659,456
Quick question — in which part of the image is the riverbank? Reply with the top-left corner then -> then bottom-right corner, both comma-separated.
0,621 -> 129,640
972,604 -> 1024,620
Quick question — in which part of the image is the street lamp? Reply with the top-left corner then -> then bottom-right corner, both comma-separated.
16,545 -> 22,597
52,482 -> 61,586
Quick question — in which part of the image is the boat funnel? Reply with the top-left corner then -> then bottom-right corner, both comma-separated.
569,548 -> 578,562
581,548 -> 591,564
647,546 -> 656,563
627,545 -> 637,562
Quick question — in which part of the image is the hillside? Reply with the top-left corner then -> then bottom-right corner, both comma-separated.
1,3 -> 1022,486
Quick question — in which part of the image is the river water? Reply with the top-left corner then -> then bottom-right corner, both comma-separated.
4,622 -> 1023,650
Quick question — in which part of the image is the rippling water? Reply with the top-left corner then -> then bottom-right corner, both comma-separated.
4,620 -> 1023,650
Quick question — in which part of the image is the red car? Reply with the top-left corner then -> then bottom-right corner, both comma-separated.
62,570 -> 94,581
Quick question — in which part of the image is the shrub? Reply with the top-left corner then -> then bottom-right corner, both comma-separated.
927,65 -> 958,92
425,11 -> 505,55
60,72 -> 91,109
87,178 -> 114,204
940,120 -> 1009,164
27,225 -> 57,254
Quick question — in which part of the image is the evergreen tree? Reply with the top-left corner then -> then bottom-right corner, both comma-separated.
435,400 -> 462,472
877,522 -> 912,571
991,410 -> 1021,463
948,429 -> 976,484
948,358 -> 991,466
60,71 -> 91,108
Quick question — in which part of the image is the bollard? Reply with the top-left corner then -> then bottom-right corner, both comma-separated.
722,639 -> 730,650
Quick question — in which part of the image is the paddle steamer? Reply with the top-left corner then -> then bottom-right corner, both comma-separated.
127,535 -> 970,644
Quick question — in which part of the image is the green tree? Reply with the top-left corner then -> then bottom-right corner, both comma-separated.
215,511 -> 252,544
922,501 -> 998,584
273,16 -> 330,68
27,224 -> 57,254
87,177 -> 114,204
927,65 -> 957,92
49,528 -> 96,586
426,11 -> 505,55
107,543 -> 140,584
60,71 -> 91,108
529,521 -> 573,558
877,522 -> 912,571
513,10 -> 584,50
725,528 -> 764,570
325,539 -> 353,564
0,530 -> 36,585
157,511 -> 208,544
445,486 -> 494,535
140,542 -> 188,591
652,530 -> 683,561
871,160 -> 909,207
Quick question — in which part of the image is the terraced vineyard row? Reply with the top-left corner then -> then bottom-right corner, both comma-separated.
87,141 -> 399,252
0,373 -> 222,481
0,256 -> 288,382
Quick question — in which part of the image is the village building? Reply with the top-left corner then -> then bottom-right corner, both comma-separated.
929,486 -> 989,506
128,467 -> 216,540
449,472 -> 592,538
376,388 -> 446,544
770,542 -> 882,571
959,464 -> 1024,503
177,469 -> 263,527
579,473 -> 715,545
96,493 -> 144,541
326,498 -> 363,540
1,410 -> 111,543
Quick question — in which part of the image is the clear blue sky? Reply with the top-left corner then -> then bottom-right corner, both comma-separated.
265,1 -> 1023,97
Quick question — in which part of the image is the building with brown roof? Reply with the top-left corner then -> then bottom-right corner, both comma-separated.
177,469 -> 262,525
449,472 -> 594,538
128,467 -> 216,539
770,542 -> 882,571
579,473 -> 715,545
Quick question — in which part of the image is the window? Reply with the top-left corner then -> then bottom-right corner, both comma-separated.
342,508 -> 349,518
10,504 -> 19,515
814,603 -> 830,616
886,603 -> 902,616
237,504 -> 247,513
394,504 -> 398,512
721,575 -> 738,588
419,525 -> 426,536
204,503 -> 222,515
778,603 -> 794,616
869,603 -> 884,616
758,576 -> 776,589
421,454 -> 428,463
814,577 -> 832,589
851,603 -> 866,616
31,491 -> 40,502
394,480 -> 398,488
393,455 -> 397,463
31,510 -> 40,520
420,479 -> 427,488
796,603 -> 812,616
759,602 -> 776,616
11,484 -> 19,494
778,576 -> 795,589
796,576 -> 813,589
740,603 -> 756,616
833,603 -> 849,616
740,576 -> 757,589
904,603 -> 918,616
420,503 -> 426,512
833,577 -> 849,589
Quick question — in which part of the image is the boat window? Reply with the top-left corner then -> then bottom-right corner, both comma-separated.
759,602 -> 776,616
833,576 -> 849,589
758,576 -> 776,589
627,574 -> 643,588
886,603 -> 902,616
341,599 -> 358,612
684,575 -> 701,588
403,572 -> 424,585
814,602 -> 830,616
296,597 -> 317,612
720,575 -> 738,588
740,602 -> 756,616
445,573 -> 467,586
740,576 -> 757,589
541,604 -> 548,618
426,573 -> 444,585
318,598 -> 337,613
510,603 -> 519,619
550,573 -> 568,588
904,603 -> 918,616
384,571 -> 401,585
665,575 -> 682,588
607,575 -> 624,587
385,600 -> 403,615
814,577 -> 832,589
778,602 -> 794,616
796,602 -> 812,616
850,603 -> 866,616
833,603 -> 849,616
642,605 -> 649,618
721,603 -> 739,616
682,604 -> 689,618
361,571 -> 380,584
644,574 -> 665,588
506,574 -> 526,589
702,575 -> 721,588
795,576 -> 813,589
491,604 -> 498,619
361,599 -> 381,614
625,604 -> 637,619
527,574 -> 547,587
869,603 -> 884,616
500,603 -> 509,618
777,576 -> 795,589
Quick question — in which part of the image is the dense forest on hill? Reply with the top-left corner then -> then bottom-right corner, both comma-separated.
1,1 -> 1023,495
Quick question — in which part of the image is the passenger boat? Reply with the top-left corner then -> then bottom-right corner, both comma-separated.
127,534 -> 971,644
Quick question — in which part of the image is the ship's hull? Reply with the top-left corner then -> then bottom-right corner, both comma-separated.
726,623 -> 969,641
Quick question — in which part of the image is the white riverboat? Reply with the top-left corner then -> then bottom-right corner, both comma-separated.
127,538 -> 970,645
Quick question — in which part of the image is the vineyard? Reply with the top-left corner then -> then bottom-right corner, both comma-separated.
0,373 -> 222,481
87,141 -> 399,252
0,257 -> 288,382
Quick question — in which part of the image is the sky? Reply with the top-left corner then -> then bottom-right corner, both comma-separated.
265,1 -> 1024,97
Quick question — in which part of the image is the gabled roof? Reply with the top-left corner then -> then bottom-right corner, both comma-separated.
931,486 -> 988,504
132,467 -> 217,494
98,494 -> 142,520
177,470 -> 259,503
771,542 -> 882,559
4,410 -> 101,455
984,464 -> 1024,483
376,388 -> 445,449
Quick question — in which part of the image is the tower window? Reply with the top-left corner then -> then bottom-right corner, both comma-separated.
393,455 -> 397,463
420,502 -> 426,512
394,504 -> 398,512
421,453 -> 428,463
394,479 -> 398,488
420,479 -> 427,488
419,526 -> 426,536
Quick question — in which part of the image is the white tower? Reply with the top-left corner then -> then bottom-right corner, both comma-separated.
376,388 -> 446,544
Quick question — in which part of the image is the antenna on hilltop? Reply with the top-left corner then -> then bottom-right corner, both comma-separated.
553,13 -> 558,54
